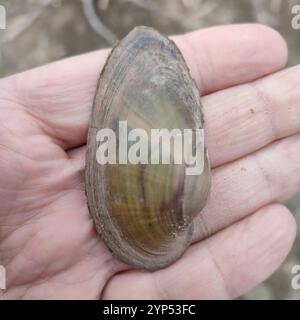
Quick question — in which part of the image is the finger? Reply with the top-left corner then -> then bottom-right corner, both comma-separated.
173,24 -> 287,95
193,133 -> 300,242
6,24 -> 287,149
68,64 -> 300,164
204,65 -> 300,168
102,204 -> 296,299
70,131 -> 300,242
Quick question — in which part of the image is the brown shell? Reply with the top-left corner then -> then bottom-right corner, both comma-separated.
85,26 -> 211,271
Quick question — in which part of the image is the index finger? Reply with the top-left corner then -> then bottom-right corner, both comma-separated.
4,24 -> 288,150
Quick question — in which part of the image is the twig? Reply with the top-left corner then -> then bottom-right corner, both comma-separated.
81,0 -> 118,45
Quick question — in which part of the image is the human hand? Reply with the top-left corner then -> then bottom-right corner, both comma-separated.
0,24 -> 299,299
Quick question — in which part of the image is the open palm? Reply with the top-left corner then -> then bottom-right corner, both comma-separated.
0,24 -> 299,299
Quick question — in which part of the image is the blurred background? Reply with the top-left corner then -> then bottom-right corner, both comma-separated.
0,0 -> 299,299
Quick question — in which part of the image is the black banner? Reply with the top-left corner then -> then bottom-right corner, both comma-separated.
0,300 -> 297,319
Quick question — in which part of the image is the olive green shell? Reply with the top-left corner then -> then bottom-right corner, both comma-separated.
85,26 -> 211,271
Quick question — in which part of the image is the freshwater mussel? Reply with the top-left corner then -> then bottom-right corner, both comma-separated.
85,26 -> 211,271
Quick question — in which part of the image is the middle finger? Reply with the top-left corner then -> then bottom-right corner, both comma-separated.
204,65 -> 300,168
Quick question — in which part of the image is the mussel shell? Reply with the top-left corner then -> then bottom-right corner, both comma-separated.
85,26 -> 211,271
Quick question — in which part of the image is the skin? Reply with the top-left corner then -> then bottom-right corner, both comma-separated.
0,24 -> 299,299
